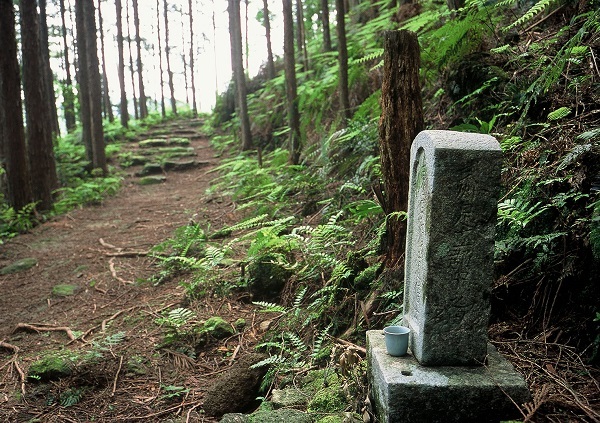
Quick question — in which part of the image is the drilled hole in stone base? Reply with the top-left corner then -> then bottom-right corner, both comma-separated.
401,370 -> 412,376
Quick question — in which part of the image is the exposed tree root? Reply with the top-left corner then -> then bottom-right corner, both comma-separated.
13,322 -> 77,341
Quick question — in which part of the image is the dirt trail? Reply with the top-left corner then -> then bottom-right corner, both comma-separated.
0,120 -> 260,422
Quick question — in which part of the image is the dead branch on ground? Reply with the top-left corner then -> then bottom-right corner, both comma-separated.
13,322 -> 77,341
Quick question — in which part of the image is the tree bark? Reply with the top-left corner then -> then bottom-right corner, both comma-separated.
335,0 -> 351,122
0,0 -> 33,210
181,18 -> 189,105
38,0 -> 60,138
82,0 -> 107,173
75,0 -> 93,160
115,0 -> 129,127
156,0 -> 166,117
228,0 -> 252,151
59,0 -> 77,132
262,0 -> 276,79
188,0 -> 197,116
321,0 -> 332,52
296,0 -> 308,71
164,0 -> 177,115
97,0 -> 114,122
126,0 -> 139,120
20,0 -> 58,211
133,0 -> 148,119
283,0 -> 301,164
378,30 -> 424,267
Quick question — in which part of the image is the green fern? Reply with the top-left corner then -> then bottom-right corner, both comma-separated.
503,0 -> 556,31
253,301 -> 288,313
547,107 -> 571,121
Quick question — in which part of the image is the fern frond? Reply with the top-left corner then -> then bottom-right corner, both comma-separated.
547,107 -> 571,121
504,0 -> 556,31
351,49 -> 384,65
250,355 -> 287,369
252,301 -> 288,313
576,128 -> 600,142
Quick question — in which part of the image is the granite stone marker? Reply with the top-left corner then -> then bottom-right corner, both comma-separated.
402,130 -> 502,366
367,130 -> 529,422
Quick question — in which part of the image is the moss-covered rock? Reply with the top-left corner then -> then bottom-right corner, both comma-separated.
0,258 -> 37,275
307,386 -> 347,413
138,176 -> 167,185
202,316 -> 234,339
271,387 -> 308,409
28,354 -> 74,382
136,163 -> 163,176
247,254 -> 293,301
248,409 -> 312,423
51,284 -> 79,297
139,138 -> 169,148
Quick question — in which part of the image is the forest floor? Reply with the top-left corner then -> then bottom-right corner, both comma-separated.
1,118 -> 599,422
0,118 -> 267,422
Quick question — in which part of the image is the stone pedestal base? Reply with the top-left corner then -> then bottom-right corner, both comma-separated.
367,330 -> 530,423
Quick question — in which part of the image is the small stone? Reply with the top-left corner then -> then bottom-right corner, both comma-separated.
138,176 -> 166,185
0,258 -> 38,275
52,284 -> 79,297
220,414 -> 249,423
248,409 -> 312,423
271,387 -> 308,409
202,316 -> 234,339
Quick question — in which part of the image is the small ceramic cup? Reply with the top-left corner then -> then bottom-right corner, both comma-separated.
383,325 -> 410,357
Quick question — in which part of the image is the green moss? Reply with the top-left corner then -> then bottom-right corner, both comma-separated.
307,386 -> 347,413
202,316 -> 234,339
28,354 -> 74,382
52,284 -> 79,297
138,176 -> 166,185
0,258 -> 38,275
139,138 -> 169,148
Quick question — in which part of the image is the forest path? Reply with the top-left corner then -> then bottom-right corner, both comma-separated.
0,118 -> 259,422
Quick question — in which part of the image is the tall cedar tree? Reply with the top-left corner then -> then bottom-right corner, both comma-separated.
262,0 -> 276,79
164,0 -> 177,115
20,0 -> 58,211
296,0 -> 308,71
97,0 -> 115,122
321,0 -> 332,52
76,0 -> 107,173
228,0 -> 252,151
115,0 -> 129,127
180,18 -> 189,105
0,0 -> 33,210
378,30 -> 424,267
188,0 -> 198,116
59,0 -> 76,131
126,0 -> 139,120
335,0 -> 351,122
133,0 -> 147,118
39,0 -> 60,137
156,0 -> 166,117
282,0 -> 300,164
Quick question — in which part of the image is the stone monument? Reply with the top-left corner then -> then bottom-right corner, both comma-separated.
367,130 -> 530,422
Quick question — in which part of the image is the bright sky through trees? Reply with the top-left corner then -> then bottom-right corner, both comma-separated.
47,0 -> 284,116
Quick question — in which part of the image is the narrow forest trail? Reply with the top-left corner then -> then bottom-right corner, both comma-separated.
0,119 -> 267,422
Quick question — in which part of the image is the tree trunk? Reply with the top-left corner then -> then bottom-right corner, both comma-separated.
335,0 -> 351,122
283,0 -> 301,164
82,0 -> 107,173
156,0 -> 166,117
0,0 -> 33,210
75,0 -> 93,161
97,0 -> 114,122
228,0 -> 253,151
378,30 -> 424,267
59,0 -> 77,132
188,0 -> 197,116
133,0 -> 148,119
212,1 -> 219,102
20,0 -> 58,211
296,0 -> 308,71
39,0 -> 60,138
115,0 -> 129,127
321,0 -> 332,52
163,0 -> 177,115
181,18 -> 190,105
262,0 -> 276,79
126,0 -> 138,120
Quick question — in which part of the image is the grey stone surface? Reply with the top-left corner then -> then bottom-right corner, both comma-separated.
403,130 -> 502,366
367,330 -> 530,423
271,387 -> 308,409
